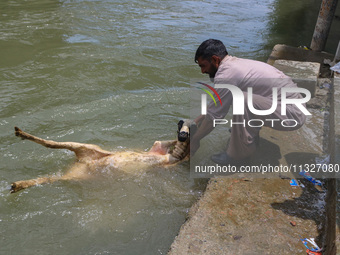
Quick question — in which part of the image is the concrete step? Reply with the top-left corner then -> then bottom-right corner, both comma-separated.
273,60 -> 320,97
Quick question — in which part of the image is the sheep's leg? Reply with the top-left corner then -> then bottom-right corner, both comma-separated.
11,175 -> 62,193
11,162 -> 90,193
14,127 -> 113,161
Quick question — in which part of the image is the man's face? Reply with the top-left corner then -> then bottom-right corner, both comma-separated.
197,56 -> 218,78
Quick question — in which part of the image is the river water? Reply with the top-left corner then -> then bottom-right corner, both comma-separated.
0,0 -> 339,254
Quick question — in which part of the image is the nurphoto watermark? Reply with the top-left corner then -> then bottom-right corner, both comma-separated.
189,78 -> 337,179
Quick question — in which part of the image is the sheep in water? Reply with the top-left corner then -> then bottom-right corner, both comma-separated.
11,120 -> 196,193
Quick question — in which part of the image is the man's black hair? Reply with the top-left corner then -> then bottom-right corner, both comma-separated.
194,39 -> 228,63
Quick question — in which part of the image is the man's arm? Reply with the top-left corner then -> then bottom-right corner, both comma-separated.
194,115 -> 214,140
191,115 -> 214,155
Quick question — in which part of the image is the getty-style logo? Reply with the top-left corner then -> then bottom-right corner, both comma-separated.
195,82 -> 222,115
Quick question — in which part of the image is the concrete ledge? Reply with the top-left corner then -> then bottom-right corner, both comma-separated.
273,60 -> 320,97
267,44 -> 334,66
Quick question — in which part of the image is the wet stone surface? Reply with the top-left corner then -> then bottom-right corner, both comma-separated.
169,177 -> 326,255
